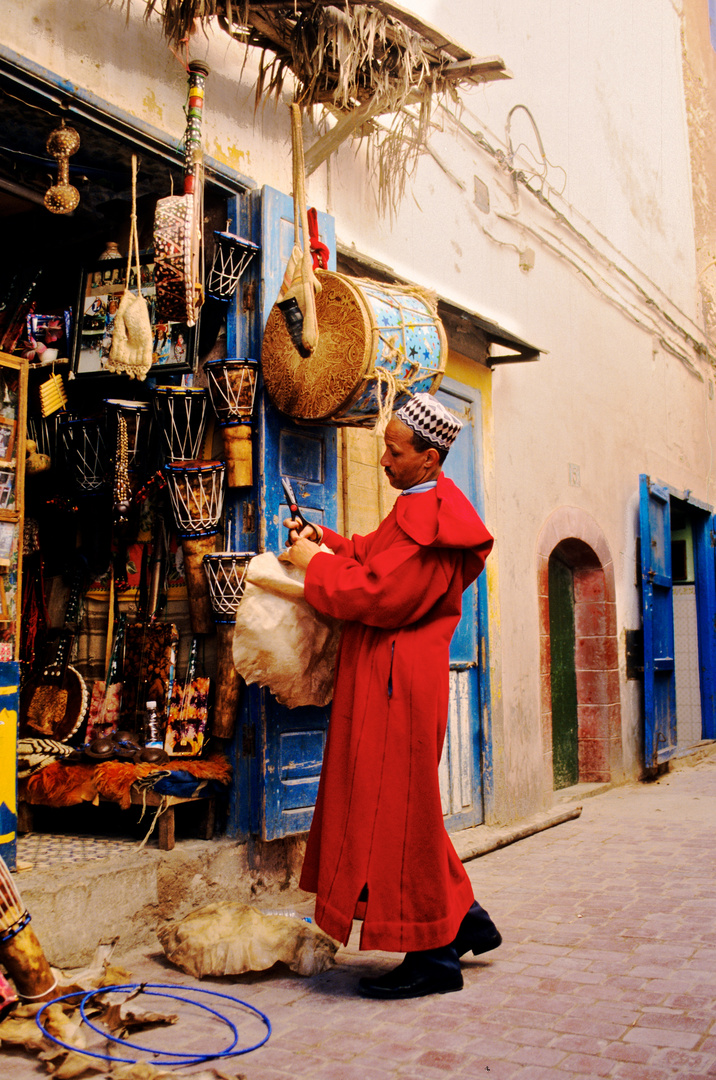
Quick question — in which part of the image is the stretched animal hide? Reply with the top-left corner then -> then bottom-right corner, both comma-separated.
20,755 -> 232,810
95,754 -> 232,809
94,761 -> 166,810
158,902 -> 339,978
21,763 -> 98,807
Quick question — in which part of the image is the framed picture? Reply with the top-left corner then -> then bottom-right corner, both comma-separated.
0,418 -> 15,463
0,520 -> 14,568
71,252 -> 195,376
0,468 -> 15,511
26,311 -> 72,363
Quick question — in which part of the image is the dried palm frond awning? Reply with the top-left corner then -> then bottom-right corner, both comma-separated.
139,1 -> 512,209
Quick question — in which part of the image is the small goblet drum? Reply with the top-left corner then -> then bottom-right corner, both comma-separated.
153,385 -> 209,463
203,358 -> 258,488
203,551 -> 255,738
164,459 -> 226,634
206,232 -> 259,302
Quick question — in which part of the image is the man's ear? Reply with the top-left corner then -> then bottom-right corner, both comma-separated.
426,447 -> 440,469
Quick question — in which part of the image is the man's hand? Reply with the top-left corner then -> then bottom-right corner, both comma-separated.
283,516 -> 323,546
283,535 -> 321,570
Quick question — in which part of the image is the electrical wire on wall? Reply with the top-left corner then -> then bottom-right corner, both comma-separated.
435,98 -> 713,371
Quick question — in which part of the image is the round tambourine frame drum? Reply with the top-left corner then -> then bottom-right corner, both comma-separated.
21,664 -> 89,743
164,459 -> 226,634
153,386 -> 208,463
261,270 -> 447,425
203,552 -> 255,737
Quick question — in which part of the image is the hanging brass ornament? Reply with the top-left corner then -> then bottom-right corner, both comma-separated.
44,120 -> 81,215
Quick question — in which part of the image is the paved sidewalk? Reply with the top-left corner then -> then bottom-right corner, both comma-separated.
5,757 -> 716,1078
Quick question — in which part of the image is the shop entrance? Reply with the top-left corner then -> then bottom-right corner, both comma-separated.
1,60 -> 253,854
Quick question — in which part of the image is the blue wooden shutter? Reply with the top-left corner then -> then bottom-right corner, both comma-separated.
694,513 -> 716,741
435,382 -> 485,830
638,475 -> 677,766
253,186 -> 337,840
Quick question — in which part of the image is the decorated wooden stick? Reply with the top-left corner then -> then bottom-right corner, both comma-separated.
154,60 -> 210,326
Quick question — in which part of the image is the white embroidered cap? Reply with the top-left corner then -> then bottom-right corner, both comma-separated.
395,392 -> 463,451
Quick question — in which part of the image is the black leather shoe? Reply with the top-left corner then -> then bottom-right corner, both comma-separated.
453,901 -> 502,958
358,945 -> 463,1000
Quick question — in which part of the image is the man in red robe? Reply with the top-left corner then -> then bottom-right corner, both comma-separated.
284,392 -> 501,999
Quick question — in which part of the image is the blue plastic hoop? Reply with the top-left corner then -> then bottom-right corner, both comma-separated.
35,982 -> 271,1066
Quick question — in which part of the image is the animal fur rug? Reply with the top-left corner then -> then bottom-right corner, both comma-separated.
158,902 -> 339,978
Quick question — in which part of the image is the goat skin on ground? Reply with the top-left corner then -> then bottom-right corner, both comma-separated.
157,901 -> 338,977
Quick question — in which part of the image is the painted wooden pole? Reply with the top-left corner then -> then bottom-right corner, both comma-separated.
0,662 -> 19,871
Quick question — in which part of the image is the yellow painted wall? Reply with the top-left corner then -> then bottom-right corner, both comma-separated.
339,352 -> 495,540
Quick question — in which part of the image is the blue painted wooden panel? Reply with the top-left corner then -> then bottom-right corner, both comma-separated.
0,662 -> 19,870
694,513 -> 716,740
639,475 -> 677,765
254,186 -> 338,840
223,192 -> 260,556
219,193 -> 261,841
436,382 -> 485,829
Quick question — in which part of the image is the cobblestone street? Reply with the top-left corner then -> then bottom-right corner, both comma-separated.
4,754 -> 716,1078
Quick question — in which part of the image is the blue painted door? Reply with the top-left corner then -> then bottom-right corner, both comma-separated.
690,512 -> 716,742
253,186 -> 338,840
436,381 -> 487,829
639,475 -> 677,766
702,514 -> 716,740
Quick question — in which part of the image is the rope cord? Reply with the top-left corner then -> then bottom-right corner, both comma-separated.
125,155 -> 141,297
18,975 -> 58,1001
0,910 -> 31,943
35,983 -> 272,1066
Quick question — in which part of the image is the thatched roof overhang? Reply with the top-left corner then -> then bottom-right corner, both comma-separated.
133,1 -> 511,195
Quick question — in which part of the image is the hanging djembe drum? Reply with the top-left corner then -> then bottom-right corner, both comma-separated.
203,358 -> 258,488
58,414 -> 110,495
262,272 -> 447,426
206,232 -> 259,302
104,399 -> 154,479
0,854 -> 56,1001
203,551 -> 254,738
152,386 -> 208,463
164,460 -> 225,634
153,60 -> 209,327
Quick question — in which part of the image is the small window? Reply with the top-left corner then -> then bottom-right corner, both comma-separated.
671,510 -> 695,584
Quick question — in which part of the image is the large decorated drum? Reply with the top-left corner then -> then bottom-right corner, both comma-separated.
261,270 -> 447,425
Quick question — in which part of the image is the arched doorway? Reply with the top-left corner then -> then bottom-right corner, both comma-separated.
538,510 -> 623,794
549,548 -> 579,788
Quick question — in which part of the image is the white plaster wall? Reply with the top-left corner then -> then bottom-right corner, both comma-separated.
2,0 -> 713,818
